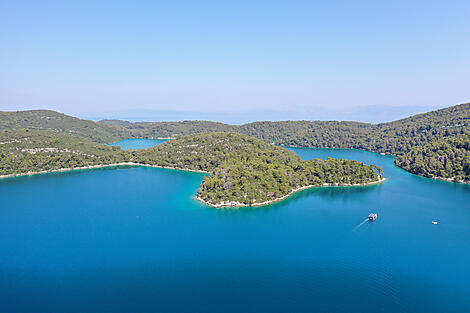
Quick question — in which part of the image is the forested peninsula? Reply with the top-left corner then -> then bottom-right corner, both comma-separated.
133,133 -> 384,206
0,130 -> 383,207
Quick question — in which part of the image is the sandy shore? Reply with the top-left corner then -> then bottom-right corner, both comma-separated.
0,162 -> 209,180
196,176 -> 386,208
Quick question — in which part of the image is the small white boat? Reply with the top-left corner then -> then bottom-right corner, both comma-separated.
432,221 -> 438,225
380,153 -> 386,155
368,213 -> 378,221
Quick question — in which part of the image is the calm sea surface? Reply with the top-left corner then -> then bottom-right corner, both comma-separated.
1,139 -> 469,313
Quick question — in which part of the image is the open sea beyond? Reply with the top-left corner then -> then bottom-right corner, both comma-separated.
1,139 -> 469,313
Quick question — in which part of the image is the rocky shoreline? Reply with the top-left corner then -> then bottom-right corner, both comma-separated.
429,175 -> 469,184
196,176 -> 386,208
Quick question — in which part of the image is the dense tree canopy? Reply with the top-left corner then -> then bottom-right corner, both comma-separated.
0,129 -> 127,175
100,103 -> 470,182
395,133 -> 470,182
133,133 -> 383,206
0,110 -> 130,144
2,103 -> 469,183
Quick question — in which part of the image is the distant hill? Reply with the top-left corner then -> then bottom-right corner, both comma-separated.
97,119 -> 134,127
99,119 -> 237,138
0,110 -> 131,144
99,103 -> 469,151
100,103 -> 470,182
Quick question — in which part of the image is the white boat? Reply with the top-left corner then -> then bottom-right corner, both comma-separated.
368,213 -> 378,221
432,221 -> 438,225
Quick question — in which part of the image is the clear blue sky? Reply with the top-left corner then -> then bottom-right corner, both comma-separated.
1,0 -> 469,122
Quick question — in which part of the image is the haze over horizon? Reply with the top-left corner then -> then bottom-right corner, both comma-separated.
1,1 -> 469,123
77,104 -> 447,124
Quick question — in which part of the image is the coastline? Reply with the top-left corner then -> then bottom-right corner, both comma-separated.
0,162 -> 209,180
196,176 -> 386,208
1,163 -> 385,209
282,144 -> 470,185
424,174 -> 469,185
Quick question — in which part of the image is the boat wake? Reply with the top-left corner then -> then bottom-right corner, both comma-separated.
353,218 -> 369,231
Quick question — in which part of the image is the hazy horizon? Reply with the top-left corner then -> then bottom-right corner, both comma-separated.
79,103 -> 445,124
1,103 -> 452,125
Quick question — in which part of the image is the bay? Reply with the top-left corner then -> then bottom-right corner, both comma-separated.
0,140 -> 469,313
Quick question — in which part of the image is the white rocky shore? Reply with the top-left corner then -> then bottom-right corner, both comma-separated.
430,176 -> 469,184
196,176 -> 386,208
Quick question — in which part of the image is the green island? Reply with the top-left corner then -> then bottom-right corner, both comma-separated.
0,130 -> 383,207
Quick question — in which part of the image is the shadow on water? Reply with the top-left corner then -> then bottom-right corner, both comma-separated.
307,183 -> 383,198
283,183 -> 384,208
202,183 -> 384,215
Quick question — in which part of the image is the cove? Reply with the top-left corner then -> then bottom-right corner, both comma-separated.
0,140 -> 469,313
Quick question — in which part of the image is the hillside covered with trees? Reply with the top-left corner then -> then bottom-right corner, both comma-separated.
99,103 -> 469,155
395,133 -> 470,182
0,129 -> 127,175
1,103 -> 469,183
100,103 -> 470,182
0,110 -> 130,144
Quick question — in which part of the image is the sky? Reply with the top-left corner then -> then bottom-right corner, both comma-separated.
0,0 -> 469,123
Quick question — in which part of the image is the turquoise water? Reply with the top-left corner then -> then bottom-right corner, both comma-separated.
1,144 -> 469,313
109,138 -> 167,150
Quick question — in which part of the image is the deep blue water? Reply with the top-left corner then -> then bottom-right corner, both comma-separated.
109,138 -> 167,150
1,143 -> 469,313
